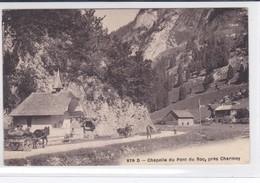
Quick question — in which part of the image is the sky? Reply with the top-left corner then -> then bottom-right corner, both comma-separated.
95,9 -> 139,33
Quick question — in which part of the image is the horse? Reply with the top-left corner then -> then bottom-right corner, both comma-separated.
125,124 -> 134,136
117,124 -> 133,138
117,128 -> 128,138
33,126 -> 50,148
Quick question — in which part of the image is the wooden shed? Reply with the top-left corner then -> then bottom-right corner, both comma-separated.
163,110 -> 194,126
214,105 -> 237,123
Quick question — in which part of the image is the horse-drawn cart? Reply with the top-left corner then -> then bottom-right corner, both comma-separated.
5,133 -> 34,151
117,124 -> 134,138
4,126 -> 50,151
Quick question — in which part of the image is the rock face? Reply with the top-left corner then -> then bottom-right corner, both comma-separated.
67,79 -> 154,137
116,8 -> 248,67
134,9 -> 159,30
84,99 -> 153,136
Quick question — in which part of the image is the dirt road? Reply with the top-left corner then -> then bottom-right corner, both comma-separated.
119,137 -> 250,165
4,131 -> 185,160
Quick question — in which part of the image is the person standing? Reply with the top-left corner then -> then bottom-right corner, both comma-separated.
173,125 -> 177,135
146,125 -> 153,139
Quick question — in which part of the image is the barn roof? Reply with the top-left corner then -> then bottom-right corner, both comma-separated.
171,110 -> 194,118
69,111 -> 85,117
215,103 -> 248,111
10,91 -> 79,116
215,105 -> 233,111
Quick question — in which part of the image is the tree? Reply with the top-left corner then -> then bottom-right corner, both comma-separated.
3,51 -> 19,111
186,68 -> 191,81
207,104 -> 215,118
3,9 -> 110,111
226,65 -> 234,83
238,64 -> 245,73
168,53 -> 176,69
4,66 -> 37,112
192,29 -> 229,71
126,52 -> 153,104
172,74 -> 176,89
167,74 -> 175,89
244,64 -> 249,83
4,9 -> 109,80
177,64 -> 184,86
203,73 -> 214,91
106,47 -> 153,105
149,58 -> 170,110
235,108 -> 249,119
179,85 -> 187,100
105,37 -> 133,97
16,68 -> 38,104
237,64 -> 245,84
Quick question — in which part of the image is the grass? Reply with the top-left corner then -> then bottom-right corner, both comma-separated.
4,123 -> 249,166
156,123 -> 249,139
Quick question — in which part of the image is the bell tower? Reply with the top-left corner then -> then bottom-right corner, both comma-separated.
53,69 -> 63,93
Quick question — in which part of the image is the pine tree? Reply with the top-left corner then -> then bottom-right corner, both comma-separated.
237,64 -> 245,84
179,85 -> 187,100
3,51 -> 19,111
15,68 -> 37,106
169,53 -> 176,69
186,68 -> 191,81
226,65 -> 234,83
177,64 -> 184,86
203,73 -> 214,91
243,64 -> 249,83
170,74 -> 176,89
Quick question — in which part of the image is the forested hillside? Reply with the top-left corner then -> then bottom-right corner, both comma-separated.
114,8 -> 248,112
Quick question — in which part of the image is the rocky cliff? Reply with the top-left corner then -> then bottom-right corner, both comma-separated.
114,8 -> 248,111
116,8 -> 248,65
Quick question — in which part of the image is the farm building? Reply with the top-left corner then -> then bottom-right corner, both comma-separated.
9,70 -> 84,133
162,110 -> 194,126
214,105 -> 239,123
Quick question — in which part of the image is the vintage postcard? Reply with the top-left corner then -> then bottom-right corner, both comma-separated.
2,8 -> 249,166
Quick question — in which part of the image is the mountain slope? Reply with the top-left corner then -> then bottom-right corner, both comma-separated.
114,8 -> 248,112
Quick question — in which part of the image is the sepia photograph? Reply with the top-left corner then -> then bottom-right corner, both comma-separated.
2,8 -> 249,166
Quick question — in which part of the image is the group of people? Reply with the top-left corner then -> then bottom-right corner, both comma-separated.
7,124 -> 32,136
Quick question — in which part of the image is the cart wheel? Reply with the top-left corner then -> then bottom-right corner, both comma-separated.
23,138 -> 33,151
35,139 -> 41,149
9,142 -> 20,151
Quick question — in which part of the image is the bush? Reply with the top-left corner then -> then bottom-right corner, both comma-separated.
203,73 -> 214,91
235,108 -> 249,119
